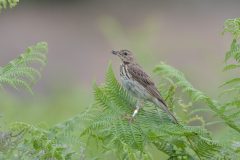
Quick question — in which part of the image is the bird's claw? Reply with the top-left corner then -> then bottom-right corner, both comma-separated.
122,114 -> 135,123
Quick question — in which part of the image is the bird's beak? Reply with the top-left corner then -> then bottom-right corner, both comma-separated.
112,50 -> 119,55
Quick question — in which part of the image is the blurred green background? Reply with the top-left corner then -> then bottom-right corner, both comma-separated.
0,0 -> 239,133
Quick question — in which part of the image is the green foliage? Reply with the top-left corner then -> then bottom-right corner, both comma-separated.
0,109 -> 89,159
0,0 -> 19,11
154,63 -> 207,102
0,122 -> 75,160
0,41 -> 79,159
223,18 -> 240,40
220,17 -> 240,133
222,18 -> 240,86
0,12 -> 240,160
0,42 -> 47,94
80,65 -> 236,160
154,62 -> 240,133
0,9 -> 83,156
78,17 -> 240,159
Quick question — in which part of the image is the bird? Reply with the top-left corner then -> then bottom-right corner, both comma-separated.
112,49 -> 178,124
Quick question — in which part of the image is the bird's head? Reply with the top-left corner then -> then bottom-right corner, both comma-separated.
112,49 -> 134,64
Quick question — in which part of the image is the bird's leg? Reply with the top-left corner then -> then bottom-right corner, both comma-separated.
132,103 -> 140,118
129,99 -> 144,122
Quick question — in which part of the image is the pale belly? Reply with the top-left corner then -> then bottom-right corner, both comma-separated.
120,77 -> 152,101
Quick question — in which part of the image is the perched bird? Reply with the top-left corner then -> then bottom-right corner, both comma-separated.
112,50 -> 178,124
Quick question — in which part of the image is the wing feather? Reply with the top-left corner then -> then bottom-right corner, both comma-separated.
127,63 -> 178,123
127,64 -> 165,103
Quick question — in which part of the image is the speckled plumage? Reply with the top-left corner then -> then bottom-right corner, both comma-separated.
112,50 -> 178,123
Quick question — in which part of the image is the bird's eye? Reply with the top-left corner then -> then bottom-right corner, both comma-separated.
123,52 -> 128,55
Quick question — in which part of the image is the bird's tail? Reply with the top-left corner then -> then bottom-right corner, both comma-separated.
154,98 -> 178,124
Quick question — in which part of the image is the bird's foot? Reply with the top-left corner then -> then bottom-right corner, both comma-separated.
122,114 -> 135,123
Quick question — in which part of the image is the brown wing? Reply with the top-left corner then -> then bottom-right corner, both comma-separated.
127,64 -> 178,123
127,64 -> 167,105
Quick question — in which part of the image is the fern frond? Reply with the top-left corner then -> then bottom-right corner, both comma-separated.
105,64 -> 135,110
223,18 -> 240,40
154,62 -> 240,133
223,64 -> 240,71
154,62 -> 207,102
0,42 -> 48,93
220,77 -> 240,87
215,17 -> 240,135
5,122 -> 76,160
0,0 -> 19,12
224,39 -> 240,62
219,85 -> 240,97
81,65 -> 233,159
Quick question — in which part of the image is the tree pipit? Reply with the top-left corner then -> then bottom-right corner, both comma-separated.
112,50 -> 178,124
